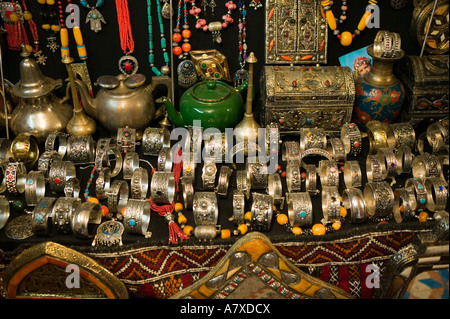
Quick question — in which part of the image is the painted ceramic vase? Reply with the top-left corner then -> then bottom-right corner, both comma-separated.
353,45 -> 405,128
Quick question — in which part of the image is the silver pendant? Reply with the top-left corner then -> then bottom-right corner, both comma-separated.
118,55 -> 139,75
86,7 -> 106,33
161,0 -> 171,19
34,50 -> 48,66
177,60 -> 198,89
233,68 -> 248,88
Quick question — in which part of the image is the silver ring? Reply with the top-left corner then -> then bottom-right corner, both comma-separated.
25,171 -> 46,206
286,192 -> 313,227
342,188 -> 367,224
157,147 -> 173,172
64,177 -> 80,198
130,167 -> 149,199
181,177 -> 194,210
66,135 -> 95,164
267,173 -> 284,208
286,162 -> 302,192
232,190 -> 246,225
0,195 -> 10,230
216,165 -> 233,198
193,192 -> 219,226
123,151 -> 140,179
394,145 -> 415,175
305,164 -> 319,196
366,154 -> 387,183
246,156 -> 268,189
321,186 -> 341,222
326,138 -> 346,162
45,131 -> 68,158
405,177 -> 428,210
151,171 -> 175,204
107,180 -> 129,214
95,167 -> 111,200
341,123 -> 362,157
37,150 -> 63,178
48,161 -> 77,193
425,176 -> 448,212
343,160 -> 362,188
393,188 -> 417,223
123,199 -> 151,235
52,197 -> 82,234
5,162 -> 27,195
319,160 -> 339,187
250,192 -> 273,232
282,141 -> 300,164
236,170 -> 251,200
31,197 -> 57,235
142,127 -> 170,156
364,181 -> 395,218
71,201 -> 102,238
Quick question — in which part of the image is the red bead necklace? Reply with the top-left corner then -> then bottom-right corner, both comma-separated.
115,0 -> 137,74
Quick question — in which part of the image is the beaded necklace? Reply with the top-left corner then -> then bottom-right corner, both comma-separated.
37,0 -> 60,53
115,0 -> 137,75
172,0 -> 191,60
321,0 -> 378,47
147,0 -> 170,76
80,0 -> 106,33
3,0 -> 28,51
233,0 -> 248,87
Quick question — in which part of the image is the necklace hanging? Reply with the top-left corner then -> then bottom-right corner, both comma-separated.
115,0 -> 137,75
234,0 -> 248,87
80,0 -> 106,33
37,0 -> 61,54
147,0 -> 170,76
161,0 -> 171,19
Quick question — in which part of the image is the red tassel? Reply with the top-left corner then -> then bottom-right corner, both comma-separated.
149,199 -> 190,244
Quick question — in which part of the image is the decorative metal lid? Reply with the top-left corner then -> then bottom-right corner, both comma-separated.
191,80 -> 232,103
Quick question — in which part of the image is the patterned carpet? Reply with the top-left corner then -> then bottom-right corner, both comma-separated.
404,269 -> 449,299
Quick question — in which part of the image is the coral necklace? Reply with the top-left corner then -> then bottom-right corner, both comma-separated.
115,0 -> 137,75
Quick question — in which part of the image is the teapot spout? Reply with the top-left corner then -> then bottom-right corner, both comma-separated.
155,96 -> 185,128
235,80 -> 248,94
64,78 -> 96,118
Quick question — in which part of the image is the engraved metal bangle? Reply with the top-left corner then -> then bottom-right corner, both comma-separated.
393,188 -> 417,223
286,162 -> 302,193
192,192 -> 219,226
107,180 -> 130,214
123,199 -> 152,236
5,162 -> 27,195
157,147 -> 173,172
286,192 -> 313,228
216,165 -> 233,198
425,176 -> 448,212
282,141 -> 300,163
181,177 -> 194,210
342,187 -> 367,224
142,127 -> 170,156
232,189 -> 246,225
394,145 -> 415,175
267,173 -> 284,208
182,153 -> 196,180
340,123 -> 362,157
229,141 -> 262,163
265,123 -> 281,157
377,147 -> 398,179
130,167 -> 149,199
305,164 -> 319,196
95,138 -> 123,178
117,126 -> 137,153
10,133 -> 40,167
405,177 -> 428,210
64,177 -> 80,198
71,201 -> 102,238
52,197 -> 82,234
0,195 -> 10,230
299,148 -> 335,170
236,169 -> 251,200
151,171 -> 175,204
44,131 -> 68,157
319,160 -> 339,187
123,151 -> 140,179
391,122 -> 416,149
343,160 -> 362,188
48,161 -> 76,193
202,159 -> 217,191
366,154 -> 387,183
364,181 -> 395,219
37,150 -> 63,178
321,186 -> 341,222
204,132 -> 227,162
299,128 -> 327,153
250,192 -> 273,232
366,121 -> 396,154
66,135 -> 95,164
412,152 -> 442,180
95,167 -> 111,200
31,197 -> 57,235
25,171 -> 46,206
246,156 -> 268,189
326,138 -> 346,162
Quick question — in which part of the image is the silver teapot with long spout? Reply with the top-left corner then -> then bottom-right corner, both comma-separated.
9,46 -> 73,142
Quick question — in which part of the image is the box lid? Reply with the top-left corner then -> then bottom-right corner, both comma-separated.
395,55 -> 449,86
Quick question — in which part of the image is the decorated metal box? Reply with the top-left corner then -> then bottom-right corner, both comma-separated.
395,55 -> 449,125
259,65 -> 356,135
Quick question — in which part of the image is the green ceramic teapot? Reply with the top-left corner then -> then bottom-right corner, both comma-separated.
157,79 -> 247,131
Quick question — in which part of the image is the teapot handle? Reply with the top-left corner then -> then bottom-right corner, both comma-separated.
151,75 -> 173,104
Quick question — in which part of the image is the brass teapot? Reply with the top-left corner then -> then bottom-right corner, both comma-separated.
9,47 -> 73,142
74,73 -> 171,139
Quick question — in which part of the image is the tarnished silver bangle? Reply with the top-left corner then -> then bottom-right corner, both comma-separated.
340,122 -> 362,157
151,171 -> 175,204
364,181 -> 395,219
216,165 -> 233,198
95,138 -> 123,178
366,154 -> 386,183
95,167 -> 111,200
48,161 -> 76,193
300,148 -> 335,170
0,195 -> 9,230
202,159 -> 217,190
204,132 -> 227,162
377,147 -> 398,179
52,197 -> 82,234
267,173 -> 284,208
71,201 -> 102,238
305,164 -> 319,196
182,153 -> 196,180
45,131 -> 68,158
193,192 -> 219,226
250,192 -> 273,232
326,138 -> 346,162
158,147 -> 173,172
319,160 -> 339,187
342,188 -> 367,224
236,170 -> 251,200
5,162 -> 27,195
31,197 -> 57,235
343,160 -> 362,188
286,162 -> 301,193
393,188 -> 417,223
425,176 -> 448,212
321,186 -> 341,222
426,121 -> 448,153
142,127 -> 170,156
25,171 -> 46,206
412,152 -> 442,180
246,156 -> 268,189
265,123 -> 281,157
181,177 -> 194,210
117,126 -> 137,153
64,177 -> 80,198
130,167 -> 149,199
286,192 -> 313,227
391,122 -> 416,149
107,180 -> 129,214
123,151 -> 140,179
394,145 -> 414,175
66,135 -> 95,164
405,177 -> 428,210
123,199 -> 151,236
37,150 -> 63,178
299,128 -> 327,153
232,190 -> 246,225
282,141 -> 300,164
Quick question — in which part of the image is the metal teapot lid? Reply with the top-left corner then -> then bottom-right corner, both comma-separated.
12,45 -> 62,99
191,80 -> 231,103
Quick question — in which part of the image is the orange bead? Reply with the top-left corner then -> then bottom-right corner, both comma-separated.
178,214 -> 187,224
121,207 -> 126,216
418,211 -> 429,223
292,226 -> 302,235
221,229 -> 231,239
182,29 -> 191,39
244,211 -> 252,221
276,214 -> 288,225
340,206 -> 348,218
182,42 -> 191,52
332,221 -> 341,231
173,46 -> 182,56
340,31 -> 353,46
172,32 -> 182,43
174,202 -> 184,213
88,197 -> 100,204
312,223 -> 326,236
183,225 -> 194,236
100,205 -> 109,217
238,223 -> 248,235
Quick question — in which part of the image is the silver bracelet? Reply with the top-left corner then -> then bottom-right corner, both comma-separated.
31,197 -> 57,235
394,145 -> 415,175
305,164 -> 319,196
377,147 -> 398,179
321,186 -> 341,222
299,128 -> 327,153
393,188 -> 417,224
0,161 -> 7,194
0,138 -> 12,162
64,177 -> 80,198
366,154 -> 387,183
319,160 -> 339,187
204,132 -> 227,162
193,192 -> 219,226
202,159 -> 217,190
157,147 -> 173,172
66,135 -> 95,164
246,156 -> 268,189
286,162 -> 302,192
25,171 -> 46,206
117,126 -> 137,154
326,138 -> 346,162
232,190 -> 246,225
405,177 -> 428,210
107,180 -> 129,214
236,170 -> 251,200
425,176 -> 448,212
130,167 -> 149,199
300,148 -> 335,170
95,167 -> 111,200
52,197 -> 82,234
5,162 -> 27,195
95,137 -> 123,178
45,131 -> 68,158
364,181 -> 395,219
123,199 -> 152,236
250,192 -> 274,232
122,151 -> 140,179
340,123 -> 362,157
286,192 -> 313,228
342,188 -> 367,224
216,165 -> 233,198
265,123 -> 281,157
343,160 -> 362,188
282,141 -> 300,164
37,150 -> 63,178
181,177 -> 194,210
412,152 -> 442,180
391,122 -> 416,149
151,171 -> 175,204
48,161 -> 76,193
71,201 -> 102,238
142,127 -> 170,156
182,152 -> 196,180
267,173 -> 284,208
